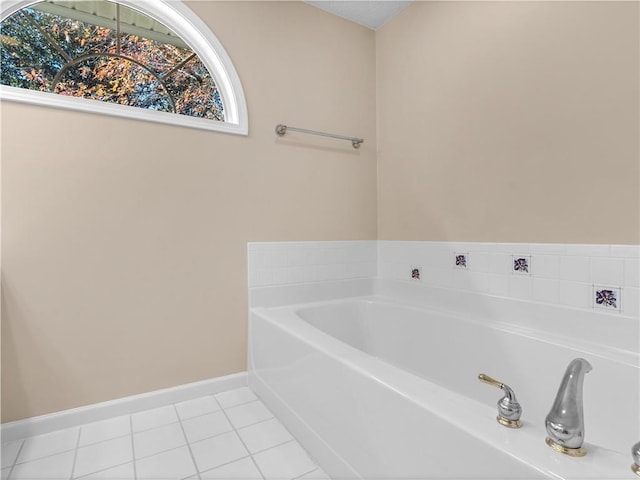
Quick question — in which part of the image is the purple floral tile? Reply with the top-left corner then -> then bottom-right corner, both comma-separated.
410,266 -> 422,281
454,253 -> 468,269
512,255 -> 531,275
593,285 -> 621,311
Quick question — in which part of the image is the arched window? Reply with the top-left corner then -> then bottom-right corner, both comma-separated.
0,0 -> 248,135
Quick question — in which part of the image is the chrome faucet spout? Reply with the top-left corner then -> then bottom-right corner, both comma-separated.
545,358 -> 592,456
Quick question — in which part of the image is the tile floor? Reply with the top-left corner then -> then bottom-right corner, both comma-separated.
1,387 -> 331,480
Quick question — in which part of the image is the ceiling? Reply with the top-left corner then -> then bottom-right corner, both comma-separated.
304,1 -> 413,30
34,1 -> 412,40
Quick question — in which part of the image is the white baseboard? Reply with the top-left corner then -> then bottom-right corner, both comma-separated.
1,371 -> 247,442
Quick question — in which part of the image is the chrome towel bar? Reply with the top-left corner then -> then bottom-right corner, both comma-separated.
275,124 -> 364,149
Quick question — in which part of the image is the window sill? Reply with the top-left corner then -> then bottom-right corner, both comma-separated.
0,85 -> 248,135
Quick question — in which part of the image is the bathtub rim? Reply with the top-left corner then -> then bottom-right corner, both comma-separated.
249,302 -> 632,480
258,294 -> 639,368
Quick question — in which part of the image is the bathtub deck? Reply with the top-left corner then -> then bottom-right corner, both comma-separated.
1,387 -> 330,480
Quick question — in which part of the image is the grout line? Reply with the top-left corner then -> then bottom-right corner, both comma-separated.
72,460 -> 133,480
195,453 -> 252,476
69,426 -> 82,480
131,418 -> 182,435
169,426 -> 234,450
213,397 -> 266,480
129,416 -> 137,480
7,440 -> 25,468
133,443 -> 192,463
12,418 -> 174,462
5,391 -> 315,480
234,416 -> 277,433
72,431 -> 132,449
10,447 -> 77,467
10,431 -> 83,469
250,438 -> 295,457
216,396 -> 260,411
131,400 -> 224,435
10,427 -> 137,472
291,466 -> 321,480
173,404 -> 201,480
5,440 -> 24,480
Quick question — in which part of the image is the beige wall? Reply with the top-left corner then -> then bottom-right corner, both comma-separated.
1,1 -> 377,422
377,1 -> 639,244
3,0 -> 639,423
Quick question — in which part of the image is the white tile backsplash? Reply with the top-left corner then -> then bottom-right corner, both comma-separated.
625,258 -> 640,288
248,241 -> 376,287
590,257 -> 624,286
489,253 -> 512,275
249,241 -> 639,316
559,255 -> 590,282
470,252 -> 490,272
623,287 -> 639,317
532,255 -> 560,279
376,241 -> 638,316
532,278 -> 561,304
487,273 -> 510,296
509,275 -> 533,300
529,243 -> 565,255
563,244 -> 611,257
559,281 -> 591,309
610,245 -> 640,258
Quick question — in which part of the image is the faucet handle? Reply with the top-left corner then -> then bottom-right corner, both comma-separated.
478,373 -> 522,428
632,441 -> 640,476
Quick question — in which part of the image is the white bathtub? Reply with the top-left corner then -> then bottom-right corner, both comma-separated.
249,294 -> 638,479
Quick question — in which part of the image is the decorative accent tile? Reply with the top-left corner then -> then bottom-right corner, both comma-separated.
410,266 -> 422,281
454,253 -> 468,269
593,285 -> 621,311
512,255 -> 531,275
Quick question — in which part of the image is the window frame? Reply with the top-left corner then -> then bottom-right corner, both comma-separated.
0,0 -> 248,135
